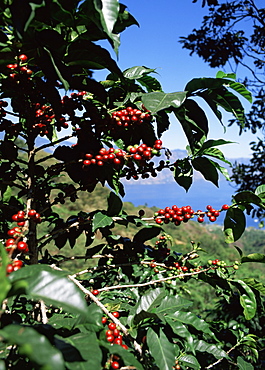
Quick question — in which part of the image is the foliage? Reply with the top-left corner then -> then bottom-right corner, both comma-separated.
0,1 -> 265,369
180,0 -> 265,222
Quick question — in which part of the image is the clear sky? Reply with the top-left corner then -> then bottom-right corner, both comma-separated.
93,0 -> 261,158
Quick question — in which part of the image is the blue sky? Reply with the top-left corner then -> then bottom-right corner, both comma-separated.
94,0 -> 261,158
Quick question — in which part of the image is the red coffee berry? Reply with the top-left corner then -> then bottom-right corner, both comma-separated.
121,344 -> 128,350
17,241 -> 28,251
106,335 -> 115,343
28,209 -> 37,218
113,338 -> 122,345
105,330 -> 114,336
111,361 -> 120,369
6,264 -> 14,274
113,328 -> 120,337
92,289 -> 99,295
102,317 -> 107,324
112,311 -> 120,318
108,322 -> 116,330
197,216 -> 204,223
18,54 -> 28,62
222,204 -> 229,210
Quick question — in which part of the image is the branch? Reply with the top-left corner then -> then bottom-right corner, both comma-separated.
205,342 -> 239,369
35,134 -> 75,153
50,265 -> 142,355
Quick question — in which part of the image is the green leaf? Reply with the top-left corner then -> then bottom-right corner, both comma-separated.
174,161 -> 193,191
165,317 -> 194,353
64,332 -> 102,370
8,265 -> 88,318
224,207 -> 246,243
241,253 -> 265,264
43,46 -> 69,91
0,243 -> 11,303
192,157 -> 219,187
135,288 -> 166,314
216,71 -> 236,79
179,355 -> 201,370
123,66 -> 156,80
193,339 -> 228,359
141,91 -> 187,113
2,185 -> 12,203
147,328 -> 176,370
107,191 -> 123,216
234,191 -> 263,207
92,211 -> 114,232
255,184 -> 265,199
0,325 -> 64,369
231,280 -> 257,320
133,225 -> 161,244
168,311 -> 214,337
179,354 -> 200,370
138,74 -> 163,92
156,295 -> 192,315
237,356 -> 254,370
94,0 -> 120,48
242,278 -> 265,295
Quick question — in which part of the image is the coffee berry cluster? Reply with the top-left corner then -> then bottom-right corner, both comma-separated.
6,54 -> 33,82
101,312 -> 128,369
154,204 -> 230,226
5,210 -> 42,274
111,106 -> 152,128
81,140 -> 163,174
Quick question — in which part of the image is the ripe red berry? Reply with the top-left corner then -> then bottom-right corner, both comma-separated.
102,317 -> 107,324
222,204 -> 229,210
18,54 -> 28,62
6,264 -> 14,274
111,361 -> 120,369
92,289 -> 99,295
197,216 -> 204,223
209,216 -> 216,222
156,218 -> 163,224
108,322 -> 116,330
112,311 -> 120,318
17,241 -> 28,251
28,209 -> 37,218
121,344 -> 128,350
106,335 -> 115,343
113,328 -> 120,337
113,338 -> 123,345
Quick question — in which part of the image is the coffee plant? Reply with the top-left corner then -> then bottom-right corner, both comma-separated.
0,1 -> 265,369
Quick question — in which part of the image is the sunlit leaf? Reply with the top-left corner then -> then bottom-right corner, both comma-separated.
231,280 -> 257,320
8,265 -> 88,318
92,211 -> 114,232
0,325 -> 64,369
141,91 -> 187,113
147,328 -> 175,370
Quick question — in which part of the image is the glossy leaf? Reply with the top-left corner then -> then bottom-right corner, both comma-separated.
8,265 -> 88,318
234,191 -> 263,207
224,207 -> 246,243
168,311 -> 215,337
232,280 -> 257,320
179,354 -> 200,370
123,66 -> 156,80
192,157 -> 219,187
135,288 -> 166,314
133,225 -> 161,244
255,184 -> 265,200
237,356 -> 254,370
193,339 -> 228,359
93,0 -> 120,48
174,163 -> 193,191
64,332 -> 102,370
147,328 -> 175,370
242,278 -> 265,294
241,253 -> 265,264
141,91 -> 187,113
92,211 -> 114,232
156,295 -> 192,315
138,74 -> 163,92
165,317 -> 194,352
107,191 -> 123,216
0,324 -> 64,369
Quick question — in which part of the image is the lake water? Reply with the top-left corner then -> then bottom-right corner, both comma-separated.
122,180 -> 259,228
